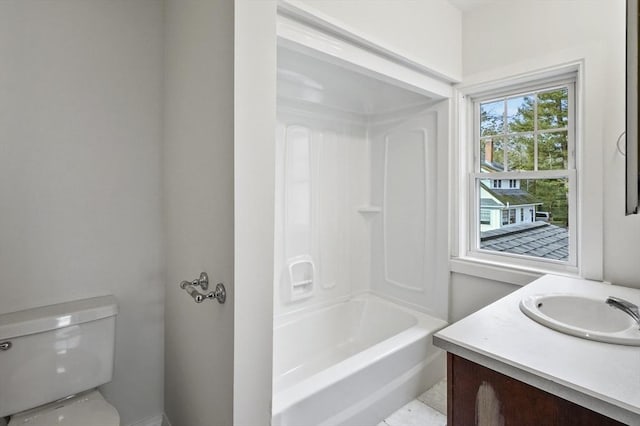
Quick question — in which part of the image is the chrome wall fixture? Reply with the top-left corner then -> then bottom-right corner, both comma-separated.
180,272 -> 226,304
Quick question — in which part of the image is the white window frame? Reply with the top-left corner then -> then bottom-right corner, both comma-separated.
454,69 -> 581,277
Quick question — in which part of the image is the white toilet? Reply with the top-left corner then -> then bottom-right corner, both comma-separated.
0,296 -> 120,426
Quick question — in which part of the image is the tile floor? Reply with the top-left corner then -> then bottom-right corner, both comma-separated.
377,379 -> 447,426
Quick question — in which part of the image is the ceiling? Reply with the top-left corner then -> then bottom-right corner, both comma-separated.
447,0 -> 543,13
447,0 -> 499,12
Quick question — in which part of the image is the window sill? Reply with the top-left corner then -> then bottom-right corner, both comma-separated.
449,257 -> 580,286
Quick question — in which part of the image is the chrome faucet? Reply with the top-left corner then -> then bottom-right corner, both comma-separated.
606,296 -> 640,329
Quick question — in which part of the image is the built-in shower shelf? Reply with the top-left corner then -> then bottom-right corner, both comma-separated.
357,206 -> 382,215
286,256 -> 315,302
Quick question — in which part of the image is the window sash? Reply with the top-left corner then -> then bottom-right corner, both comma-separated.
472,78 -> 575,107
468,80 -> 577,269
479,127 -> 569,140
469,168 -> 577,267
474,82 -> 576,174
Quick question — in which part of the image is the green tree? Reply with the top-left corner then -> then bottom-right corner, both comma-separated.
480,89 -> 570,227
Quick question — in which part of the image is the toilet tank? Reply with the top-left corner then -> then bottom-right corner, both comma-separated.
0,296 -> 118,417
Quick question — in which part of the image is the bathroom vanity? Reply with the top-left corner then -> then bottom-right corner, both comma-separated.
434,275 -> 640,425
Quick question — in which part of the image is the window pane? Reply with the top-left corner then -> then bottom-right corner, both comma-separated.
478,177 -> 569,261
501,210 -> 508,226
479,137 -> 505,172
480,100 -> 504,137
538,88 -> 569,130
507,133 -> 534,171
507,95 -> 535,132
538,131 -> 568,170
480,210 -> 491,225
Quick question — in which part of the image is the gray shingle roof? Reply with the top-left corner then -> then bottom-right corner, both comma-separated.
480,221 -> 569,261
480,182 -> 543,207
480,197 -> 503,208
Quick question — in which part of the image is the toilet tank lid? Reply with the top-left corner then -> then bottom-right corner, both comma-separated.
0,295 -> 118,340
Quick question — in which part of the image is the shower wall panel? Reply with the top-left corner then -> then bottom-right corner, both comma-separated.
274,109 -> 369,316
370,110 -> 442,316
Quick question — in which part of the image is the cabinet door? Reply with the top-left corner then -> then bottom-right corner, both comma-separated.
447,353 -> 624,426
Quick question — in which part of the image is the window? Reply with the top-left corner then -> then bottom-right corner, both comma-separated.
480,209 -> 491,225
473,78 -> 576,267
501,210 -> 509,226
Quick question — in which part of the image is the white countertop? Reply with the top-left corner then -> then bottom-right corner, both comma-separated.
434,274 -> 640,425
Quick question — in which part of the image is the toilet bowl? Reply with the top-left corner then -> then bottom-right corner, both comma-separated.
8,390 -> 119,426
0,296 -> 120,425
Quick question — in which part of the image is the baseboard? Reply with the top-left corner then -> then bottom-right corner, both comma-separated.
127,413 -> 167,426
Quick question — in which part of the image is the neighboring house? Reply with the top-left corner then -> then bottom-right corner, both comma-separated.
479,161 -> 542,232
479,161 -> 569,262
479,180 -> 542,232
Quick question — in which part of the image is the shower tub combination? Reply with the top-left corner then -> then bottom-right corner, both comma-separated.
272,5 -> 452,425
271,294 -> 447,426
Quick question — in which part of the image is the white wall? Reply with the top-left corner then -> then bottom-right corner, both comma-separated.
453,0 -> 636,319
450,273 -> 519,322
0,2 -> 165,425
163,1 -> 235,425
285,0 -> 462,82
600,4 -> 640,289
461,1 -> 620,77
234,1 -> 277,424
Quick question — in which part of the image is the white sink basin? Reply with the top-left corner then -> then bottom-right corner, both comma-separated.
519,294 -> 640,346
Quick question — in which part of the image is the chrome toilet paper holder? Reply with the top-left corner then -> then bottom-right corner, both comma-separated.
180,272 -> 226,304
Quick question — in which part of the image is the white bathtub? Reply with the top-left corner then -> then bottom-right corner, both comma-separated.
272,294 -> 448,426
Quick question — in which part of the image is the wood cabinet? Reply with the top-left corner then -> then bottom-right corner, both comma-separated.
447,353 -> 625,426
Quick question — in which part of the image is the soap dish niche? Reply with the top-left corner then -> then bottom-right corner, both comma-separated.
286,256 -> 315,302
